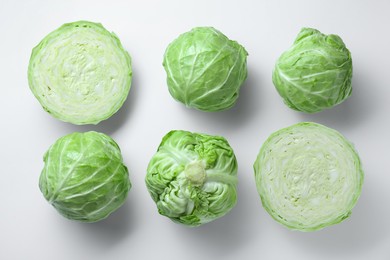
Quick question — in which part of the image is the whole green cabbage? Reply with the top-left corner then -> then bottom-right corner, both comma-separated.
272,28 -> 353,113
28,21 -> 132,125
145,130 -> 238,226
163,27 -> 248,112
39,131 -> 131,222
254,122 -> 363,231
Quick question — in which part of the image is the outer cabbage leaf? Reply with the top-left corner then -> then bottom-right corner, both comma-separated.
254,122 -> 363,231
272,28 -> 352,113
163,27 -> 248,112
28,21 -> 132,125
146,130 -> 238,226
39,131 -> 131,222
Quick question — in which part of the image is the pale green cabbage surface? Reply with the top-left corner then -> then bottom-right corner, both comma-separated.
273,28 -> 352,113
28,21 -> 132,125
254,122 -> 363,231
163,27 -> 248,112
146,130 -> 238,226
39,131 -> 131,222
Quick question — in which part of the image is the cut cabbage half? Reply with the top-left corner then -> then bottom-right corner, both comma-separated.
254,122 -> 363,231
28,21 -> 132,125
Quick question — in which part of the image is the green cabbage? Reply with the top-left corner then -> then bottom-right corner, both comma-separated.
39,131 -> 131,222
145,130 -> 238,226
163,27 -> 248,112
272,28 -> 353,113
254,122 -> 363,231
28,21 -> 132,125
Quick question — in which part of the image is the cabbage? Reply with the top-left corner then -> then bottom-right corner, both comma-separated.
272,28 -> 353,113
254,122 -> 363,231
28,21 -> 132,125
163,27 -> 248,112
39,131 -> 131,222
145,130 -> 238,226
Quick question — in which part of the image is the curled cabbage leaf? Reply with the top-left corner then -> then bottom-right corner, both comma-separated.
28,21 -> 132,125
272,28 -> 352,113
39,131 -> 131,222
254,122 -> 363,231
163,27 -> 248,112
146,130 -> 238,226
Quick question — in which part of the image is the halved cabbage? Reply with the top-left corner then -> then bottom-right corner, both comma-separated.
254,122 -> 363,231
28,21 -> 132,125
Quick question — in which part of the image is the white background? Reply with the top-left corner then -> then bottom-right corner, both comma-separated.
1,0 -> 389,259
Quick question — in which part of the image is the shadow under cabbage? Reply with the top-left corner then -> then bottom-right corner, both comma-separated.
298,68 -> 378,132
49,67 -> 141,136
169,170 -> 261,258
74,198 -> 135,249
283,176 -> 389,257
180,65 -> 263,133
